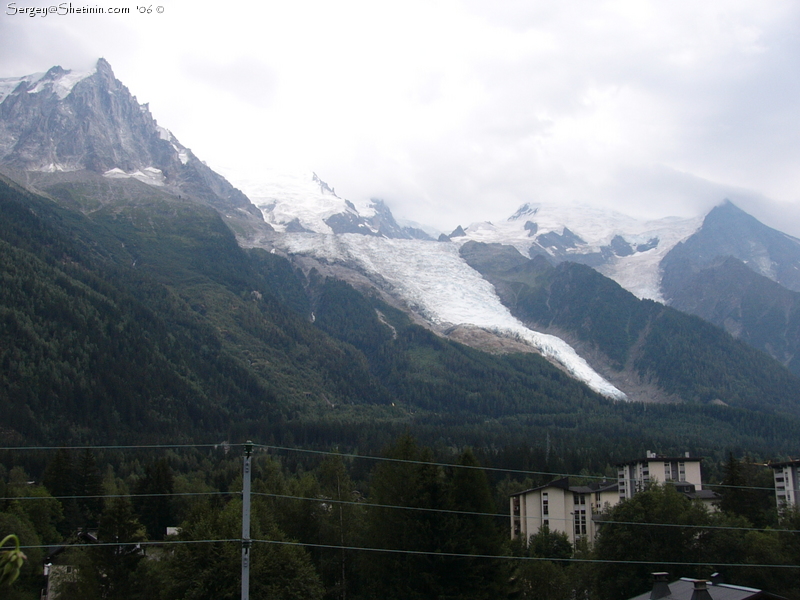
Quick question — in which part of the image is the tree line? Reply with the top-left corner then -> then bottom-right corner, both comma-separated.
2,440 -> 799,600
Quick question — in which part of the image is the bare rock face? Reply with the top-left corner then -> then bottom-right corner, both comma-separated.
0,58 -> 264,224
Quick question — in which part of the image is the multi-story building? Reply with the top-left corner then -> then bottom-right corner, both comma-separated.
617,451 -> 703,500
511,451 -> 717,545
770,459 -> 800,510
509,477 -> 618,545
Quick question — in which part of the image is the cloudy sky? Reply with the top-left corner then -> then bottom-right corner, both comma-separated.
2,0 -> 799,234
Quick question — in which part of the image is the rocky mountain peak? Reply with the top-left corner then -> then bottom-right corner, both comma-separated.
0,59 -> 264,225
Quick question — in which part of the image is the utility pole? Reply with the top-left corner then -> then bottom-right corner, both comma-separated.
242,441 -> 253,600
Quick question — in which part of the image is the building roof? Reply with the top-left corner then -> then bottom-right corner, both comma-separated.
617,455 -> 702,467
627,578 -> 785,600
769,459 -> 800,469
510,477 -> 617,497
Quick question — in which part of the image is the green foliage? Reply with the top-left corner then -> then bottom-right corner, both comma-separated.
527,524 -> 572,560
593,485 -> 712,600
134,458 -> 175,540
718,453 -> 775,528
363,437 -> 508,600
0,512 -> 41,598
0,534 -> 27,588
156,498 -> 324,600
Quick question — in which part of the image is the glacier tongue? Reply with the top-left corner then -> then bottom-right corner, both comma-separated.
277,233 -> 627,400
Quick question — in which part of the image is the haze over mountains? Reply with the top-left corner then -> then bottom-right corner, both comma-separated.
1,59 -> 800,447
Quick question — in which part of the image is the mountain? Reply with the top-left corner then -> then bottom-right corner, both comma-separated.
224,167 -> 433,239
0,58 -> 265,233
401,199 -> 800,376
3,59 -> 800,451
448,201 -> 704,302
460,241 -> 800,413
662,201 -> 800,295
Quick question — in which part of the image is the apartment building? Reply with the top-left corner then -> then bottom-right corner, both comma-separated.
770,459 -> 800,510
509,477 -> 618,545
617,451 -> 703,500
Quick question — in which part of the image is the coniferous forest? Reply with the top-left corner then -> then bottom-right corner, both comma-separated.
3,175 -> 800,598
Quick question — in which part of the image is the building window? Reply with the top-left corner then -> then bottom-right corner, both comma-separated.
574,509 -> 587,536
542,492 -> 549,515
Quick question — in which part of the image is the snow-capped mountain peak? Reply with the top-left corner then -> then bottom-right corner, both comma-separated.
222,167 -> 432,240
0,59 -> 261,225
0,63 -> 96,105
454,201 -> 704,301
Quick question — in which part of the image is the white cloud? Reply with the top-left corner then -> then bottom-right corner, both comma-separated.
2,0 -> 799,234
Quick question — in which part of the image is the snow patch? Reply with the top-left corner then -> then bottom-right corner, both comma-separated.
103,166 -> 165,186
52,68 -> 95,99
33,162 -> 79,173
0,73 -> 44,104
157,126 -> 173,141
25,67 -> 95,100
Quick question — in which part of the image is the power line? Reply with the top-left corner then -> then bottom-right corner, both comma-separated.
13,537 -> 800,571
253,538 -> 800,570
10,487 -> 796,537
0,443 -> 233,451
9,491 -> 230,501
251,491 -> 800,535
0,441 -> 784,493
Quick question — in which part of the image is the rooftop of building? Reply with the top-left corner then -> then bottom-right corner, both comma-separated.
627,576 -> 785,600
510,476 -> 618,497
617,451 -> 702,466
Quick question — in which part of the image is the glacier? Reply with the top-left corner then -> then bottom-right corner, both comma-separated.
272,232 -> 628,400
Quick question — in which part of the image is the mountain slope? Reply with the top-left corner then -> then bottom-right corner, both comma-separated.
660,201 -> 800,374
0,176 -> 627,446
665,256 -> 800,375
460,241 -> 800,415
662,201 -> 800,295
5,173 -> 800,457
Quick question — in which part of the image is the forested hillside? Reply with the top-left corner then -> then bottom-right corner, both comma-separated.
461,241 -> 800,415
3,178 -> 800,461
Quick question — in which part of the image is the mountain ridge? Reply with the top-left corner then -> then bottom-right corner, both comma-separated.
3,59 -> 800,416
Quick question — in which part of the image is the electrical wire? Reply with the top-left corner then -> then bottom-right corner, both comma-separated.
0,441 -> 785,492
7,488 -> 799,536
12,537 -> 800,571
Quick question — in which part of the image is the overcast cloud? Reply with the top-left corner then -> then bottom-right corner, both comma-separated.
1,0 -> 799,234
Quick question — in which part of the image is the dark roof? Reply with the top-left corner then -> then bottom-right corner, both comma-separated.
617,456 -> 702,466
627,578 -> 785,600
510,477 -> 617,497
769,459 -> 800,469
685,489 -> 720,501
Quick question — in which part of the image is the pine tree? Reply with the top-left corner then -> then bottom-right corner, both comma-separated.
75,449 -> 103,528
133,458 -> 174,540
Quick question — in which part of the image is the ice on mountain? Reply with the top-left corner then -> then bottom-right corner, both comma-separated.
277,233 -> 627,400
0,73 -> 44,104
103,166 -> 166,186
